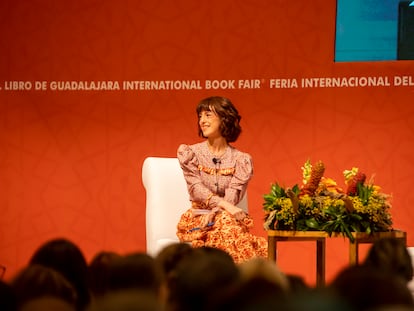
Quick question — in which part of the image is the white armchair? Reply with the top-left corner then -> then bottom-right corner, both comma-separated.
142,157 -> 190,256
142,156 -> 248,256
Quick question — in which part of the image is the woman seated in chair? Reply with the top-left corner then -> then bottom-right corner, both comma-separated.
176,96 -> 267,263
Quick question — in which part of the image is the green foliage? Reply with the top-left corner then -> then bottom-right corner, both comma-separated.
263,181 -> 393,242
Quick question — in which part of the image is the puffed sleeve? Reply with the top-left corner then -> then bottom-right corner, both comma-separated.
177,144 -> 215,206
224,152 -> 253,205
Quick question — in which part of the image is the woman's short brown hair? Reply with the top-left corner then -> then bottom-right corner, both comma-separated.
196,96 -> 242,143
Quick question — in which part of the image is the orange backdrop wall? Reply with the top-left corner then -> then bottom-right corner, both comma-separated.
1,0 -> 414,285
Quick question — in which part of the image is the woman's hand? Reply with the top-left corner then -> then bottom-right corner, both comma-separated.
218,200 -> 246,220
200,209 -> 217,228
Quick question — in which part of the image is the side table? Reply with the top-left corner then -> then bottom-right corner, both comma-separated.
267,230 -> 407,287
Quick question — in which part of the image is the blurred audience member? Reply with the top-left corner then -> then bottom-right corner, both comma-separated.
29,238 -> 90,310
154,242 -> 193,305
10,264 -> 77,310
215,257 -> 289,311
279,287 -> 354,311
285,273 -> 310,294
238,257 -> 289,291
155,243 -> 192,279
106,252 -> 162,297
166,246 -> 240,311
88,251 -> 121,299
19,297 -> 75,311
0,279 -> 17,311
87,289 -> 162,311
363,237 -> 413,283
329,264 -> 414,311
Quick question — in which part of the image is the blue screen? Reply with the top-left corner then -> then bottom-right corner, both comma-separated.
335,0 -> 413,62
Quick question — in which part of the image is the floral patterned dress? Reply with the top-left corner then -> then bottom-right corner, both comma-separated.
176,142 -> 267,263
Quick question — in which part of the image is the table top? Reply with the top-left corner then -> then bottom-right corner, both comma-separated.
267,230 -> 406,239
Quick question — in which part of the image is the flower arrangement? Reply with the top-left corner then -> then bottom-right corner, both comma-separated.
263,160 -> 393,241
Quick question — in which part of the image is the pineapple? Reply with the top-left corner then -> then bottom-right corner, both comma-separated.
301,160 -> 325,196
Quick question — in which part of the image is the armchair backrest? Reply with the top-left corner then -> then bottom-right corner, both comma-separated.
142,157 -> 190,256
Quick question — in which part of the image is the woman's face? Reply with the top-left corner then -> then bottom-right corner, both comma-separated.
199,109 -> 221,138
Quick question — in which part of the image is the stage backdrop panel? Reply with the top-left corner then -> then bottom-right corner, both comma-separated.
1,0 -> 414,285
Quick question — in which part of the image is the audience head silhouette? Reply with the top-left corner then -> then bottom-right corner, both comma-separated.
329,264 -> 414,311
10,264 -> 77,309
88,251 -> 122,298
106,252 -> 162,296
166,246 -> 240,311
28,238 -> 90,311
363,237 -> 413,283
